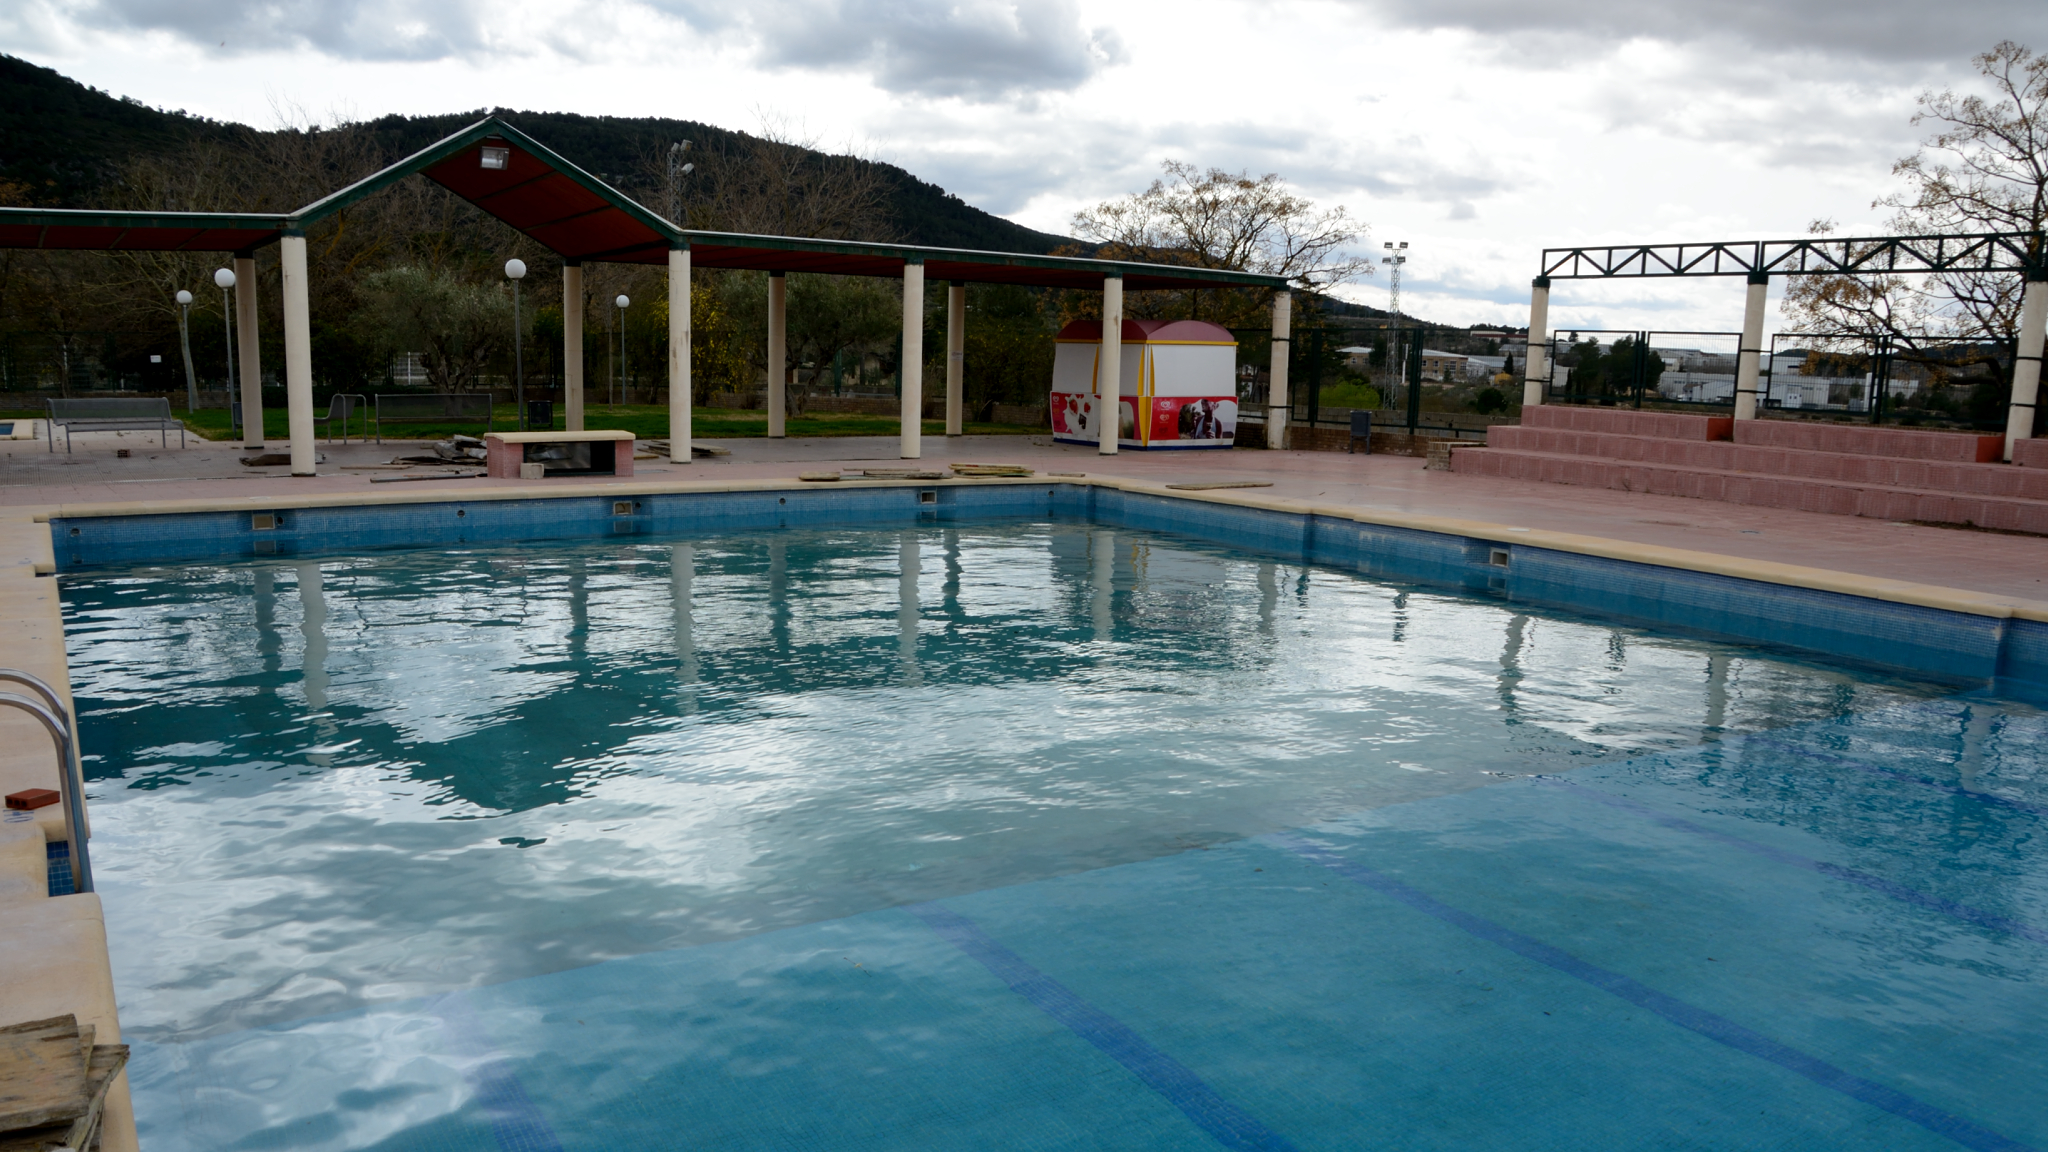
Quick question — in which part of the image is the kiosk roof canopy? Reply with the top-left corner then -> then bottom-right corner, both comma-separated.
0,117 -> 1290,292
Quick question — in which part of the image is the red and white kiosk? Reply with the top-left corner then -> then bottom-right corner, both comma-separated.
1049,319 -> 1239,449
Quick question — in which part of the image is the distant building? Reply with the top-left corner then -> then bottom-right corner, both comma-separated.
1336,345 -> 1374,371
1420,349 -> 1467,381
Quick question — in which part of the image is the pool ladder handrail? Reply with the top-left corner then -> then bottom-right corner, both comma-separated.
0,669 -> 93,893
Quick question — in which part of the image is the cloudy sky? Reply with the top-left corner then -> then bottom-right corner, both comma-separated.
5,0 -> 2044,335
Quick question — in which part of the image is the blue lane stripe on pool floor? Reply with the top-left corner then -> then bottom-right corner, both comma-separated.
906,901 -> 1299,1152
1537,776 -> 2048,948
1271,833 -> 2039,1152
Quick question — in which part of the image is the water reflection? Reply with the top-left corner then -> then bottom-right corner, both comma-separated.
59,523 -> 1975,1042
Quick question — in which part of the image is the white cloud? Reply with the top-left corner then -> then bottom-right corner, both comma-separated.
4,0 -> 2040,332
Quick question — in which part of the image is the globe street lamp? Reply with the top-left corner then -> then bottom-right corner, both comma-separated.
506,259 -> 528,428
174,289 -> 198,413
613,294 -> 630,409
214,268 -> 237,432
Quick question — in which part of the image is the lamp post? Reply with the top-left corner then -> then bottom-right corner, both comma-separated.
667,141 -> 694,225
174,289 -> 198,412
614,294 -> 629,409
213,268 -> 236,430
506,258 -> 528,428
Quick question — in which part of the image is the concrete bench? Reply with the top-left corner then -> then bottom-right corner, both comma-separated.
373,393 -> 493,443
44,398 -> 183,453
485,430 -> 635,478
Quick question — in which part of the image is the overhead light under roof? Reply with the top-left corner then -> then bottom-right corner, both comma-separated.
481,146 -> 510,171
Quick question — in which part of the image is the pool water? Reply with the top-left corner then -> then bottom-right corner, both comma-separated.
60,522 -> 2047,1150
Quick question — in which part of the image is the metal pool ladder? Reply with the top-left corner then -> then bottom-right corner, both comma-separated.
0,669 -> 94,893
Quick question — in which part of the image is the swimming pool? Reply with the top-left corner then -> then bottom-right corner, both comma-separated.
61,519 -> 2047,1150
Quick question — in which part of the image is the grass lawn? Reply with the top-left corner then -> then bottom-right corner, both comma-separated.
170,404 -> 1040,443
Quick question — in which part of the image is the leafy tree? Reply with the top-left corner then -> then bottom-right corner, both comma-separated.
352,266 -> 509,391
1558,336 -> 1663,399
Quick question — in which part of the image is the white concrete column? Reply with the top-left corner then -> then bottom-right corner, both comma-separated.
563,263 -> 585,432
2003,275 -> 2047,461
1266,290 -> 1291,450
669,246 -> 691,464
900,260 -> 925,459
1523,276 -> 1550,408
1099,275 -> 1123,455
767,271 -> 787,438
234,253 -> 263,449
279,233 -> 316,476
1732,272 -> 1770,421
945,281 -> 966,436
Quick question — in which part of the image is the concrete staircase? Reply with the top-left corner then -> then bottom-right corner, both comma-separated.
1450,406 -> 2048,534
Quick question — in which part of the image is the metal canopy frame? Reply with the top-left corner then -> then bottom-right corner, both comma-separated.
1540,231 -> 2047,280
0,116 -> 1290,292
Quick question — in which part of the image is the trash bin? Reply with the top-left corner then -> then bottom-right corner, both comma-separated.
1349,410 -> 1372,454
525,400 -> 554,431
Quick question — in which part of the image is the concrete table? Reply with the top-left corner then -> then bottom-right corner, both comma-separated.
485,430 -> 636,478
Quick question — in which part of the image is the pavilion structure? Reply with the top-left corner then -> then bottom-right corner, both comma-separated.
0,118 -> 1293,475
1523,231 -> 2047,461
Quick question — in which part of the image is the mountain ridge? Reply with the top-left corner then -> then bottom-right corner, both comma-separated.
0,53 -> 1074,254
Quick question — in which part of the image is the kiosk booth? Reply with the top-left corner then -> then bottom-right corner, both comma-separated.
1049,319 -> 1238,449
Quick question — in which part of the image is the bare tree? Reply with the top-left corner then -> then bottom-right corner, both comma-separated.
1785,42 -> 2047,370
1070,161 -> 1370,326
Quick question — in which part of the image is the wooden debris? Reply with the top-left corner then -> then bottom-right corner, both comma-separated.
0,1017 -> 86,1130
1047,471 -> 1086,477
950,463 -> 1033,477
858,469 -> 946,480
797,471 -> 843,482
1164,481 -> 1274,490
643,441 -> 731,458
0,1022 -> 129,1152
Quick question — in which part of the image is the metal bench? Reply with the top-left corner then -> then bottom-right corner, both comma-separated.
44,397 -> 184,453
374,393 -> 494,443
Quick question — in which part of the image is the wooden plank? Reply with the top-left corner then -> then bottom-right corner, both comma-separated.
0,1045 -> 125,1151
0,1016 -> 87,1131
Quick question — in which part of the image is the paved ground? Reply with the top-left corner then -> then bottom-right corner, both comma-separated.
3,424 -> 2042,604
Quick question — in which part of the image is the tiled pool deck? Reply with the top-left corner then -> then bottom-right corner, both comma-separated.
2,430 -> 2045,1152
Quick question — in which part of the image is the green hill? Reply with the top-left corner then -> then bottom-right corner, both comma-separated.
0,53 -> 1072,253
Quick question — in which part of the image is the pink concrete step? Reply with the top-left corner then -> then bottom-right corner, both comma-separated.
1486,427 -> 2048,501
1731,419 -> 2002,463
1450,446 -> 2048,534
1521,405 -> 1731,441
2015,437 -> 2048,468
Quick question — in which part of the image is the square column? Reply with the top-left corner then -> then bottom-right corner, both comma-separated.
279,233 -> 316,475
563,263 -> 585,432
669,246 -> 692,464
768,271 -> 787,438
1099,276 -> 1122,455
2003,275 -> 2046,461
1523,276 -> 1550,408
234,253 -> 263,449
946,281 -> 966,436
1732,272 -> 1770,421
1266,290 -> 1291,450
900,259 -> 924,459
